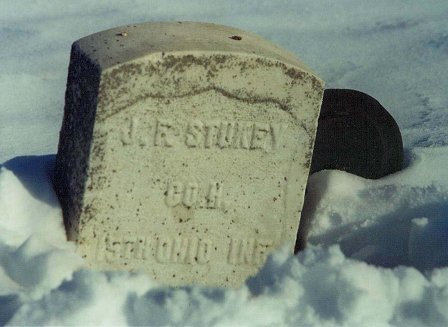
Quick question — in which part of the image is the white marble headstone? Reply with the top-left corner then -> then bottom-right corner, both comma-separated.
54,21 -> 324,287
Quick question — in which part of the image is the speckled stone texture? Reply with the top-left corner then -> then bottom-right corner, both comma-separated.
54,22 -> 324,287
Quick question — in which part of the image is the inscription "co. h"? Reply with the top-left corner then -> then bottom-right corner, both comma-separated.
165,180 -> 226,210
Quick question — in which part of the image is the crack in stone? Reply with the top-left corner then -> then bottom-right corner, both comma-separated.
100,85 -> 296,124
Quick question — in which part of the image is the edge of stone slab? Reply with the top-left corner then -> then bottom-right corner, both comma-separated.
74,21 -> 320,77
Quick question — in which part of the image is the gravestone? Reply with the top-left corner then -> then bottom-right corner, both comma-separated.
54,22 -> 324,287
310,89 -> 403,179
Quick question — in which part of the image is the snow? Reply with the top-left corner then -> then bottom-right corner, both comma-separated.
1,0 -> 448,325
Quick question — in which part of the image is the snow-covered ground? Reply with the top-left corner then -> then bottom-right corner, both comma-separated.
1,1 -> 448,325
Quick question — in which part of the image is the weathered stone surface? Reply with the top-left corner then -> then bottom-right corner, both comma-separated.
54,22 -> 324,287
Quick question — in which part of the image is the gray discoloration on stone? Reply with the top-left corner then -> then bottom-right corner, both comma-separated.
54,22 -> 324,287
78,22 -> 314,71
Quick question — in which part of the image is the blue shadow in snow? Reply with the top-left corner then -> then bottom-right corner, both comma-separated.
1,155 -> 59,208
0,294 -> 21,326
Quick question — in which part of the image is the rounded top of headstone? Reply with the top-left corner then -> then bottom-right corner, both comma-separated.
75,21 -> 316,74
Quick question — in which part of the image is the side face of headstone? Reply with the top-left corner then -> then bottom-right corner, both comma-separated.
54,22 -> 324,287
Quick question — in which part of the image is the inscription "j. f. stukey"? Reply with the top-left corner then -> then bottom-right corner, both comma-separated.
121,118 -> 288,152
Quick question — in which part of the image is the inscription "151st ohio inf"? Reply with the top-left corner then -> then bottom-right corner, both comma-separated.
120,117 -> 288,152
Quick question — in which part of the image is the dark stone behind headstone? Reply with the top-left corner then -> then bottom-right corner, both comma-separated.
310,89 -> 403,179
295,89 -> 403,253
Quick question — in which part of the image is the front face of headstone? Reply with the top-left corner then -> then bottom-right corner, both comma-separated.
55,22 -> 324,287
